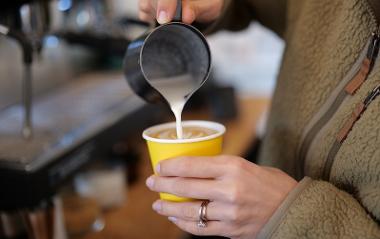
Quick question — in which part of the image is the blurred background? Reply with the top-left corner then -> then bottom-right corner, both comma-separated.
0,0 -> 283,238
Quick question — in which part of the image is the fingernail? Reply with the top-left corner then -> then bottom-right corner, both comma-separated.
146,176 -> 154,188
168,217 -> 177,223
152,201 -> 162,211
155,164 -> 161,174
157,10 -> 169,24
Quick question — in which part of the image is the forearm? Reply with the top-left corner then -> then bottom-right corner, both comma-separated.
259,178 -> 380,239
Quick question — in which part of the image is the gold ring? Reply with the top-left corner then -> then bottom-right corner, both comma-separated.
197,200 -> 209,228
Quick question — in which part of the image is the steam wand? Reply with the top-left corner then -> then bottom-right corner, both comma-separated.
0,24 -> 34,139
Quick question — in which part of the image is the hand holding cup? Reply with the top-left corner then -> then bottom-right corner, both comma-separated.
146,155 -> 298,238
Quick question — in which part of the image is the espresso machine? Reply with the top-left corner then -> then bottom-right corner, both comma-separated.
0,0 -> 49,139
0,1 -> 162,238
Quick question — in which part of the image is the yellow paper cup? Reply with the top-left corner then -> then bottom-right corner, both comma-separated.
142,120 -> 226,202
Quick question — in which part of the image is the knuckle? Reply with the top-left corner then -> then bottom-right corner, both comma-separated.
177,157 -> 192,174
159,161 -> 167,174
158,201 -> 166,213
226,184 -> 242,203
181,206 -> 196,220
160,159 -> 176,175
214,183 -> 227,199
228,158 -> 245,175
227,206 -> 244,223
161,157 -> 188,176
229,207 -> 239,222
172,178 -> 186,195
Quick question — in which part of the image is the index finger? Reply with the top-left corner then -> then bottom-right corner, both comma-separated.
157,156 -> 227,178
156,0 -> 180,24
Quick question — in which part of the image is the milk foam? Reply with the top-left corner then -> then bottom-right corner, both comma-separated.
150,126 -> 218,140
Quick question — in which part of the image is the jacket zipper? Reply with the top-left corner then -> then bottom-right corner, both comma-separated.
345,30 -> 380,94
297,27 -> 380,179
322,84 -> 380,180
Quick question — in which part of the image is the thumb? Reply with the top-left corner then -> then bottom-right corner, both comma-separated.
156,0 -> 180,24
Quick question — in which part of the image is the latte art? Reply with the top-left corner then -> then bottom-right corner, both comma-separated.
150,126 -> 218,140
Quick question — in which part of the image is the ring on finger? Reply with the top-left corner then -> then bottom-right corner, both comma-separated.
197,200 -> 209,228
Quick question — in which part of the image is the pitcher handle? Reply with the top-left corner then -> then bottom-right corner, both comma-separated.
173,0 -> 182,22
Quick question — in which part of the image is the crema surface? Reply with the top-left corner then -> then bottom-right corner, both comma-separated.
149,126 -> 218,140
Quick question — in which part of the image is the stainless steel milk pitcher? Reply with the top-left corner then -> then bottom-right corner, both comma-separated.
123,0 -> 211,104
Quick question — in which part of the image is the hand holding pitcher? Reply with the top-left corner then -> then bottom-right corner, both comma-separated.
138,0 -> 225,24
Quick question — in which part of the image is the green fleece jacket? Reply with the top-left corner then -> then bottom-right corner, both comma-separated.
209,0 -> 380,238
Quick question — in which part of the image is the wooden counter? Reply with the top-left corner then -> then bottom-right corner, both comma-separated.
78,97 -> 269,239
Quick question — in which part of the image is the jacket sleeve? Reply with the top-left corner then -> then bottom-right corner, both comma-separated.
258,177 -> 380,239
203,0 -> 287,37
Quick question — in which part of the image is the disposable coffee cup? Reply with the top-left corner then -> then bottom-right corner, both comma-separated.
143,120 -> 226,202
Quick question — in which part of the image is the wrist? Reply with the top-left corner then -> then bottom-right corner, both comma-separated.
257,177 -> 313,239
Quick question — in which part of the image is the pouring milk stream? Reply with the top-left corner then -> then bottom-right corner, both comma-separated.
148,74 -> 199,139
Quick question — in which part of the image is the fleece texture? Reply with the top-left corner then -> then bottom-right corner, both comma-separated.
212,0 -> 380,238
